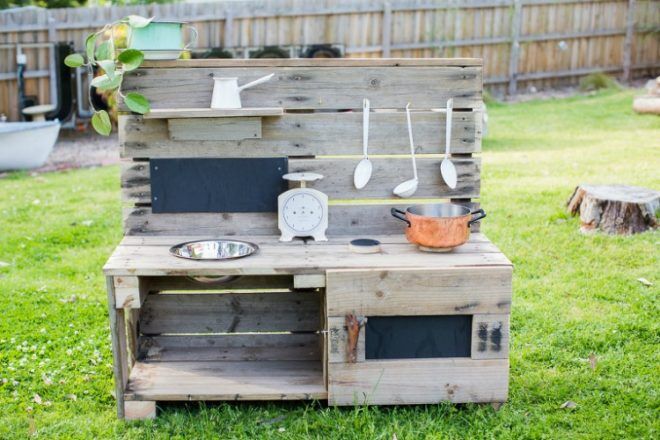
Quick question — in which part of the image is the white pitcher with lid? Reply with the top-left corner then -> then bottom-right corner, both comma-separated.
211,73 -> 275,109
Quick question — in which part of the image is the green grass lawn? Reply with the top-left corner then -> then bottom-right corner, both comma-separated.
0,89 -> 658,439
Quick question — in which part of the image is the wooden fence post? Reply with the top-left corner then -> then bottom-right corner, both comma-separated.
508,0 -> 523,95
382,1 -> 392,58
224,10 -> 234,48
622,0 -> 636,83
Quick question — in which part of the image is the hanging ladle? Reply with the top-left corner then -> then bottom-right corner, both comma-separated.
440,98 -> 458,189
393,103 -> 418,198
353,98 -> 372,189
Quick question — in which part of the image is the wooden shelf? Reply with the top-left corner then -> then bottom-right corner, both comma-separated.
143,107 -> 284,119
124,360 -> 326,401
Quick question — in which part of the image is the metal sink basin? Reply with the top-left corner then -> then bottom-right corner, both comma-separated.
169,239 -> 259,261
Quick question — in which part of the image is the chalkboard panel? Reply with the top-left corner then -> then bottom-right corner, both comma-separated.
150,158 -> 288,213
365,315 -> 472,359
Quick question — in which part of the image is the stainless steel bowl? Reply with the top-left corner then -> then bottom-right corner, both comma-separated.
169,239 -> 259,261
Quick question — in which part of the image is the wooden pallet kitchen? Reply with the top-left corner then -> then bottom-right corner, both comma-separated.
103,58 -> 513,420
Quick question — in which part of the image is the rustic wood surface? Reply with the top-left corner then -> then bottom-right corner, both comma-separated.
121,157 -> 481,204
121,66 -> 482,110
104,234 -> 511,277
121,202 -> 480,236
327,316 -> 366,364
471,314 -> 510,360
145,274 -> 294,292
328,358 -> 509,405
567,184 -> 659,234
125,360 -> 326,401
138,333 -> 321,362
139,291 -> 321,334
119,111 -> 482,158
106,277 -> 128,419
326,267 -> 512,316
140,59 -> 483,68
124,401 -> 156,421
146,107 -> 284,119
167,117 -> 262,141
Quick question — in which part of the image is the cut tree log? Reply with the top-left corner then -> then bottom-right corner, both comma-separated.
567,184 -> 659,234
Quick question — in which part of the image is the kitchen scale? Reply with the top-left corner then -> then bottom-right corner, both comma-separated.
278,172 -> 328,242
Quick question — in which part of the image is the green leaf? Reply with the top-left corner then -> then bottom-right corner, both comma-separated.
98,60 -> 116,80
117,49 -> 144,72
124,92 -> 150,114
95,41 -> 112,61
85,33 -> 97,64
91,110 -> 112,136
125,15 -> 154,29
90,73 -> 122,91
64,53 -> 84,68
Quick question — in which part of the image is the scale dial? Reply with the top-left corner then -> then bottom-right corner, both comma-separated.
282,192 -> 324,232
278,187 -> 328,242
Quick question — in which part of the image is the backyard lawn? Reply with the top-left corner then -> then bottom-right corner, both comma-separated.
0,89 -> 658,439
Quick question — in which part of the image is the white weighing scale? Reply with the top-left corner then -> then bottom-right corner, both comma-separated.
278,172 -> 328,242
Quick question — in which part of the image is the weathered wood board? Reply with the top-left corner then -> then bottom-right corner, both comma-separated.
139,291 -> 321,334
326,267 -> 512,316
125,360 -> 326,401
119,110 -> 482,158
122,202 -> 481,236
138,333 -> 321,362
328,358 -> 509,405
121,157 -> 481,204
122,65 -> 483,110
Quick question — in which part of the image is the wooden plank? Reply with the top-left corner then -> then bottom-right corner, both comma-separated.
121,66 -> 483,110
147,107 -> 284,119
125,360 -> 326,401
114,276 -> 148,309
328,316 -> 366,364
121,202 -> 482,236
138,333 -> 321,362
622,0 -> 636,82
146,275 -> 294,292
140,58 -> 483,68
328,358 -> 508,405
167,117 -> 262,141
106,277 -> 127,419
508,0 -> 523,95
118,232 -> 493,246
326,267 -> 513,316
471,313 -> 510,360
119,110 -> 482,158
124,401 -> 156,421
139,291 -> 321,334
382,2 -> 392,57
121,157 -> 481,204
294,274 -> 326,289
103,238 -> 512,277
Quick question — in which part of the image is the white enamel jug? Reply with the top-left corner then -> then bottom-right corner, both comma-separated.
211,73 -> 274,109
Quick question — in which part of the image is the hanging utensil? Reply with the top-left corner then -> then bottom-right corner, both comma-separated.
353,98 -> 372,189
393,103 -> 418,198
440,98 -> 458,189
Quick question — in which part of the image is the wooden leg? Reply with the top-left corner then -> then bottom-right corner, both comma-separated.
106,276 -> 129,419
490,402 -> 504,411
124,401 -> 156,420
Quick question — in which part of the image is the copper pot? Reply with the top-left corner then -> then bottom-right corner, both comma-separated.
391,204 -> 486,250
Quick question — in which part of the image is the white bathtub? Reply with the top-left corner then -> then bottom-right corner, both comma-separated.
0,120 -> 60,171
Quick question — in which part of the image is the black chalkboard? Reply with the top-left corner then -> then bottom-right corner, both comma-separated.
150,158 -> 288,213
365,315 -> 472,359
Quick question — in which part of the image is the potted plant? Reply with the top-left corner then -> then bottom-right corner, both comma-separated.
64,15 -> 154,136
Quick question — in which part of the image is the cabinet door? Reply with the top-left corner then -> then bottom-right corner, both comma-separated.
325,268 -> 511,405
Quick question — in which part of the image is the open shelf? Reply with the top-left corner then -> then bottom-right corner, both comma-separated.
143,107 -> 284,119
124,360 -> 326,401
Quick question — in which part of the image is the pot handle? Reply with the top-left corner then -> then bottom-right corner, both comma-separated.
390,208 -> 411,227
183,24 -> 198,50
468,209 -> 486,226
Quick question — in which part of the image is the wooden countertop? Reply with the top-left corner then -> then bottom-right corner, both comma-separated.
103,233 -> 512,276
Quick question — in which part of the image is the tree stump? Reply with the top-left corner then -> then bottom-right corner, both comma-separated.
567,184 -> 659,234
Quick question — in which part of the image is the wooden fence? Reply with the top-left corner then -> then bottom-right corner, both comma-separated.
1,0 -> 658,120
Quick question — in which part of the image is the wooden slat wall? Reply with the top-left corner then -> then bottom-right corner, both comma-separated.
118,59 -> 482,236
1,0 -> 658,120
